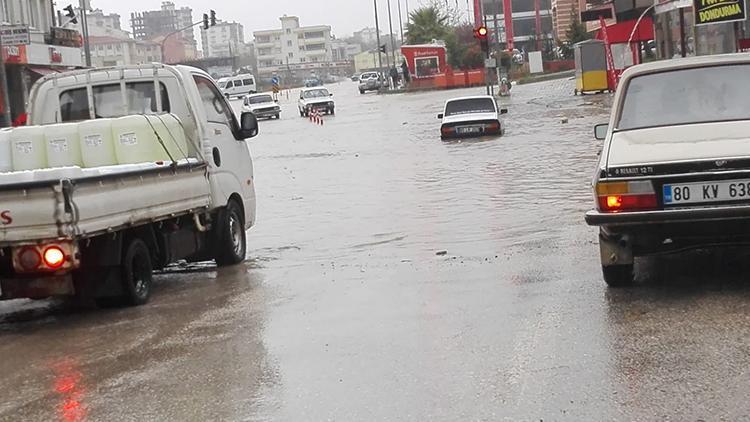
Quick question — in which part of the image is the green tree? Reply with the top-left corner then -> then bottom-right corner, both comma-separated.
559,12 -> 592,59
405,7 -> 450,45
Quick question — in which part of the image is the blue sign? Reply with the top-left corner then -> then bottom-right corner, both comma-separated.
271,76 -> 280,86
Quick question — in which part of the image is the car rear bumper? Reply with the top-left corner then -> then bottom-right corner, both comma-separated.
252,109 -> 280,117
585,204 -> 750,226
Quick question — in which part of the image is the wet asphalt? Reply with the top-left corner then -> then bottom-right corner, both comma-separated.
3,79 -> 750,421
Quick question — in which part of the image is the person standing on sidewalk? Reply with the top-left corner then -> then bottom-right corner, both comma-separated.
401,60 -> 411,87
389,66 -> 399,90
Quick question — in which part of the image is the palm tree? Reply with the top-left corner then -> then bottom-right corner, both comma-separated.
405,7 -> 450,45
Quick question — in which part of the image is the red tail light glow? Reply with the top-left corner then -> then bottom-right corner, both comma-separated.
43,246 -> 66,269
441,126 -> 455,136
596,181 -> 657,212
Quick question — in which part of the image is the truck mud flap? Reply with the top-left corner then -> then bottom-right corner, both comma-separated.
1,275 -> 74,300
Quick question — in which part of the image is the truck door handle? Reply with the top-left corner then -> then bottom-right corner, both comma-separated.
212,147 -> 221,167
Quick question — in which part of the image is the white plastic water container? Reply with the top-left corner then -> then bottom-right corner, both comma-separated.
45,123 -> 83,168
0,129 -> 12,172
79,119 -> 117,168
11,126 -> 46,171
112,115 -> 168,164
146,114 -> 190,161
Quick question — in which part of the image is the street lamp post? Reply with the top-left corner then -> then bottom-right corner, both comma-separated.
374,0 -> 384,77
386,0 -> 397,68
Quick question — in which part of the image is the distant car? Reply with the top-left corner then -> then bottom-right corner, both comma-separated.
437,96 -> 507,140
585,54 -> 750,287
304,78 -> 323,87
351,73 -> 361,82
217,74 -> 257,99
298,87 -> 334,117
358,72 -> 382,94
242,93 -> 280,120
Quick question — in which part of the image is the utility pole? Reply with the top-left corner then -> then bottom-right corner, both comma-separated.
373,0 -> 384,75
79,0 -> 91,66
534,0 -> 542,52
386,0 -> 397,69
397,0 -> 404,43
0,33 -> 11,127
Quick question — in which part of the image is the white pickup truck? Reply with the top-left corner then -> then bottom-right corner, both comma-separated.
0,64 -> 259,306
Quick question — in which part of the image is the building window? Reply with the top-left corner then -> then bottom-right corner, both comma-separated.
116,45 -> 121,52
300,57 -> 306,62
274,35 -> 280,40
286,28 -> 291,34
287,40 -> 292,47
304,31 -> 325,39
288,52 -> 293,58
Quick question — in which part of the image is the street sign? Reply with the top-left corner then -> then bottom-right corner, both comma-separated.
271,76 -> 280,85
484,58 -> 496,68
0,25 -> 30,45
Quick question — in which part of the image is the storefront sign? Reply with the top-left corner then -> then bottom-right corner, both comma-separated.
48,27 -> 82,48
2,45 -> 27,64
0,25 -> 30,45
654,0 -> 692,14
693,0 -> 747,25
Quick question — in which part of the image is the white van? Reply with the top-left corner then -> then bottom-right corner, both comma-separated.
218,74 -> 257,98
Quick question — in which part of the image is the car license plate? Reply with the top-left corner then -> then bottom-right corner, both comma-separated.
663,179 -> 750,205
456,126 -> 481,134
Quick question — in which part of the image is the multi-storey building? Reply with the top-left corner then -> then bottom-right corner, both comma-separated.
253,15 -> 337,79
200,20 -> 244,58
482,0 -> 555,51
88,36 -> 162,67
130,2 -> 195,44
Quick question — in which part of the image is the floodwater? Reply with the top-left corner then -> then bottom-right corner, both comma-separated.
3,78 -> 750,421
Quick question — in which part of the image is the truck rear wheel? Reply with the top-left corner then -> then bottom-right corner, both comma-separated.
121,238 -> 153,306
602,264 -> 635,288
214,200 -> 246,266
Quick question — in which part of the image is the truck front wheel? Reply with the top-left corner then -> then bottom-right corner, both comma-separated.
122,238 -> 153,306
214,200 -> 246,266
602,265 -> 635,287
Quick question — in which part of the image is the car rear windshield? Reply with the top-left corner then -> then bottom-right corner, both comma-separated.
445,98 -> 496,116
248,95 -> 273,104
617,64 -> 750,131
361,73 -> 377,80
303,89 -> 329,99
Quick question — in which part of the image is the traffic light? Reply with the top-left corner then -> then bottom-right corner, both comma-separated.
203,13 -> 209,30
210,10 -> 216,27
64,5 -> 77,24
379,44 -> 386,53
474,25 -> 489,54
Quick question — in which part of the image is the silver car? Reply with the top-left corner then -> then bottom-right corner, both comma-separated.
358,72 -> 382,94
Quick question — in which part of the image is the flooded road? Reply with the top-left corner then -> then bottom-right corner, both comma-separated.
3,79 -> 750,421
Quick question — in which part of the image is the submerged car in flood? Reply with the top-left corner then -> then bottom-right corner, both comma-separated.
438,96 -> 507,140
585,54 -> 750,287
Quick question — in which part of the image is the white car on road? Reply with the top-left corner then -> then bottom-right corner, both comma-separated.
585,54 -> 750,287
242,93 -> 281,120
298,87 -> 335,117
437,95 -> 507,140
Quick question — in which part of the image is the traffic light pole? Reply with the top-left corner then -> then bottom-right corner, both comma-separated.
373,0 -> 384,81
0,32 -> 11,127
79,0 -> 91,67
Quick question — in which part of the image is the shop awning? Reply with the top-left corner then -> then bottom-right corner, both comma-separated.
595,17 -> 654,44
26,66 -> 63,76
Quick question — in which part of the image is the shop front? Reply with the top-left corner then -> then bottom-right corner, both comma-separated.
653,0 -> 742,59
2,41 -> 82,122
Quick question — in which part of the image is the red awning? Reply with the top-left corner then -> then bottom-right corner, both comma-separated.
26,66 -> 62,76
595,17 -> 654,44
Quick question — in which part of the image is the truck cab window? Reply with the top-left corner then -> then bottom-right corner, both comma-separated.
193,75 -> 235,127
60,82 -> 170,122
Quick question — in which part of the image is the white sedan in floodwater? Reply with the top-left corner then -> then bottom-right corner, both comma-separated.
437,95 -> 508,140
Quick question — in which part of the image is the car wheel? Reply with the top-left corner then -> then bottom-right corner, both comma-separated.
275,114 -> 280,119
121,238 -> 153,306
602,265 -> 635,287
329,108 -> 335,115
299,109 -> 305,117
360,90 -> 365,94
214,200 -> 246,266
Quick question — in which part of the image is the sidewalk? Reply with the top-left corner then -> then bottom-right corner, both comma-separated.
516,70 -> 575,85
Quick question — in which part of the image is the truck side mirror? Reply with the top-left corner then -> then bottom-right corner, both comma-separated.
594,123 -> 609,140
437,113 -> 444,119
500,108 -> 508,115
239,112 -> 259,139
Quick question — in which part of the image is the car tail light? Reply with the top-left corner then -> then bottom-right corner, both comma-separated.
441,126 -> 455,136
43,246 -> 66,269
484,121 -> 500,132
596,180 -> 657,212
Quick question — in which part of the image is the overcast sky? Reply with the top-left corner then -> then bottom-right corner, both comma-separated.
92,0 -> 458,45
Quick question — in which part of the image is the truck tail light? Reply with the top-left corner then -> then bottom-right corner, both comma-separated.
18,247 -> 41,271
484,121 -> 500,132
43,246 -> 66,269
596,180 -> 657,212
12,241 -> 78,273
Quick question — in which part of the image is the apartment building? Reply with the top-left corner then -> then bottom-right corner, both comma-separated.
88,36 -> 162,67
482,0 -> 555,50
253,15 -> 334,77
69,8 -> 129,39
200,20 -> 244,58
130,2 -> 195,45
